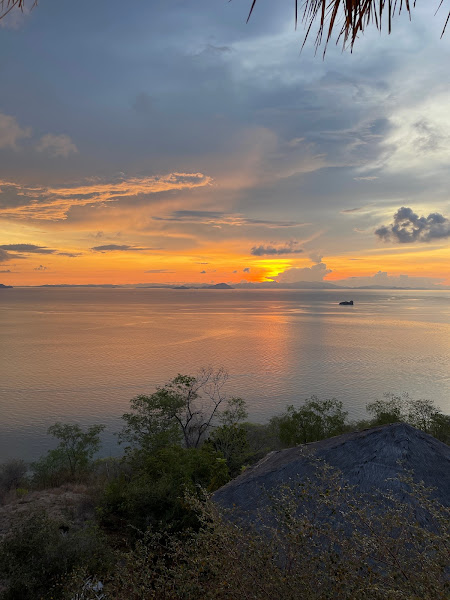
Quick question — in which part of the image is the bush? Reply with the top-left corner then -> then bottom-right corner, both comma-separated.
99,445 -> 229,534
100,462 -> 450,600
31,423 -> 105,488
0,459 -> 27,500
272,396 -> 349,446
367,393 -> 450,443
0,511 -> 111,600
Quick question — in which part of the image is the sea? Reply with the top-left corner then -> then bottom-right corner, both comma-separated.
1,287 -> 449,461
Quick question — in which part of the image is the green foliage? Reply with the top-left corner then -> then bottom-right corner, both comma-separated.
99,445 -> 229,533
207,397 -> 249,475
120,367 -> 229,451
367,393 -> 450,443
97,463 -> 450,600
273,396 -> 349,446
0,511 -> 111,600
0,459 -> 27,499
31,423 -> 105,488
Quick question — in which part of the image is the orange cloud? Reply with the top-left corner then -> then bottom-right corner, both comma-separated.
0,172 -> 213,221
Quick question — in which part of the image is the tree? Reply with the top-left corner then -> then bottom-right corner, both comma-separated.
207,397 -> 249,475
246,0 -> 449,54
99,445 -> 229,533
119,367 -> 230,451
273,396 -> 348,446
367,393 -> 450,443
31,422 -> 105,486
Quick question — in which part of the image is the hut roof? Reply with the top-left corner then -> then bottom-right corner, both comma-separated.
213,423 -> 450,517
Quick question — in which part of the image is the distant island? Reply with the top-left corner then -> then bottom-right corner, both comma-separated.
173,283 -> 234,290
204,283 -> 234,289
0,283 -> 13,289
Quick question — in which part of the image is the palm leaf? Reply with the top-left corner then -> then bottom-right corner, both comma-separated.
246,1 -> 449,54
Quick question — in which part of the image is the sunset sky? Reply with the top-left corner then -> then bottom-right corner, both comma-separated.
1,1 -> 449,287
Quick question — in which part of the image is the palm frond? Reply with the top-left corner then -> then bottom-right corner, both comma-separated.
0,0 -> 37,21
247,1 -> 449,54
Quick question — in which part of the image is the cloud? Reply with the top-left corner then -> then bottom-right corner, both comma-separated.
34,265 -> 47,271
0,172 -> 213,220
251,241 -> 304,256
0,269 -> 12,272
57,252 -> 81,257
36,134 -> 78,158
154,210 -> 303,228
375,207 -> 450,243
336,271 -> 446,289
200,270 -> 206,274
275,260 -> 332,283
353,176 -> 378,181
0,243 -> 55,254
144,269 -> 175,273
0,113 -> 31,150
90,244 -> 156,252
341,207 -> 363,213
243,267 -> 250,273
0,249 -> 16,262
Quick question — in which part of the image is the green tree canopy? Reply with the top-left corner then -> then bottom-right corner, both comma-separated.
31,422 -> 105,487
272,396 -> 348,446
120,367 -> 233,452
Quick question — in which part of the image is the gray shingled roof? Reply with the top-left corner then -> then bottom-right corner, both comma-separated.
213,423 -> 450,520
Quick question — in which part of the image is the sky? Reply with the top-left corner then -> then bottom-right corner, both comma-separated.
0,0 -> 449,287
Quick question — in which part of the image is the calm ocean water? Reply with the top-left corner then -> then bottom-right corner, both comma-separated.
1,287 -> 449,461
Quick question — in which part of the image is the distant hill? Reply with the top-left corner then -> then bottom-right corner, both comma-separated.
0,283 -> 13,289
204,283 -> 234,289
233,280 -> 342,289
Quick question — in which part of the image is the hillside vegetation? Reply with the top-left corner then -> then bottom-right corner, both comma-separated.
0,369 -> 449,599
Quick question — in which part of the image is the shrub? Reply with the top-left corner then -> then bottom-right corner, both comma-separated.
100,462 -> 450,600
99,445 -> 229,534
272,396 -> 349,446
31,423 -> 105,488
0,459 -> 27,500
0,511 -> 111,600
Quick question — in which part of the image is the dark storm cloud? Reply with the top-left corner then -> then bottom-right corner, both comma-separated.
375,207 -> 450,243
0,244 -> 56,254
91,244 -> 158,252
251,241 -> 304,256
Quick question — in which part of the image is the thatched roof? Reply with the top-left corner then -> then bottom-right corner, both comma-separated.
214,423 -> 450,518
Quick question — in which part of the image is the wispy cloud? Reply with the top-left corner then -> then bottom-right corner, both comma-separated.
0,113 -> 31,150
91,244 -> 159,252
0,243 -> 55,254
36,134 -> 78,158
154,210 -> 304,228
0,173 -> 213,221
251,241 -> 304,256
